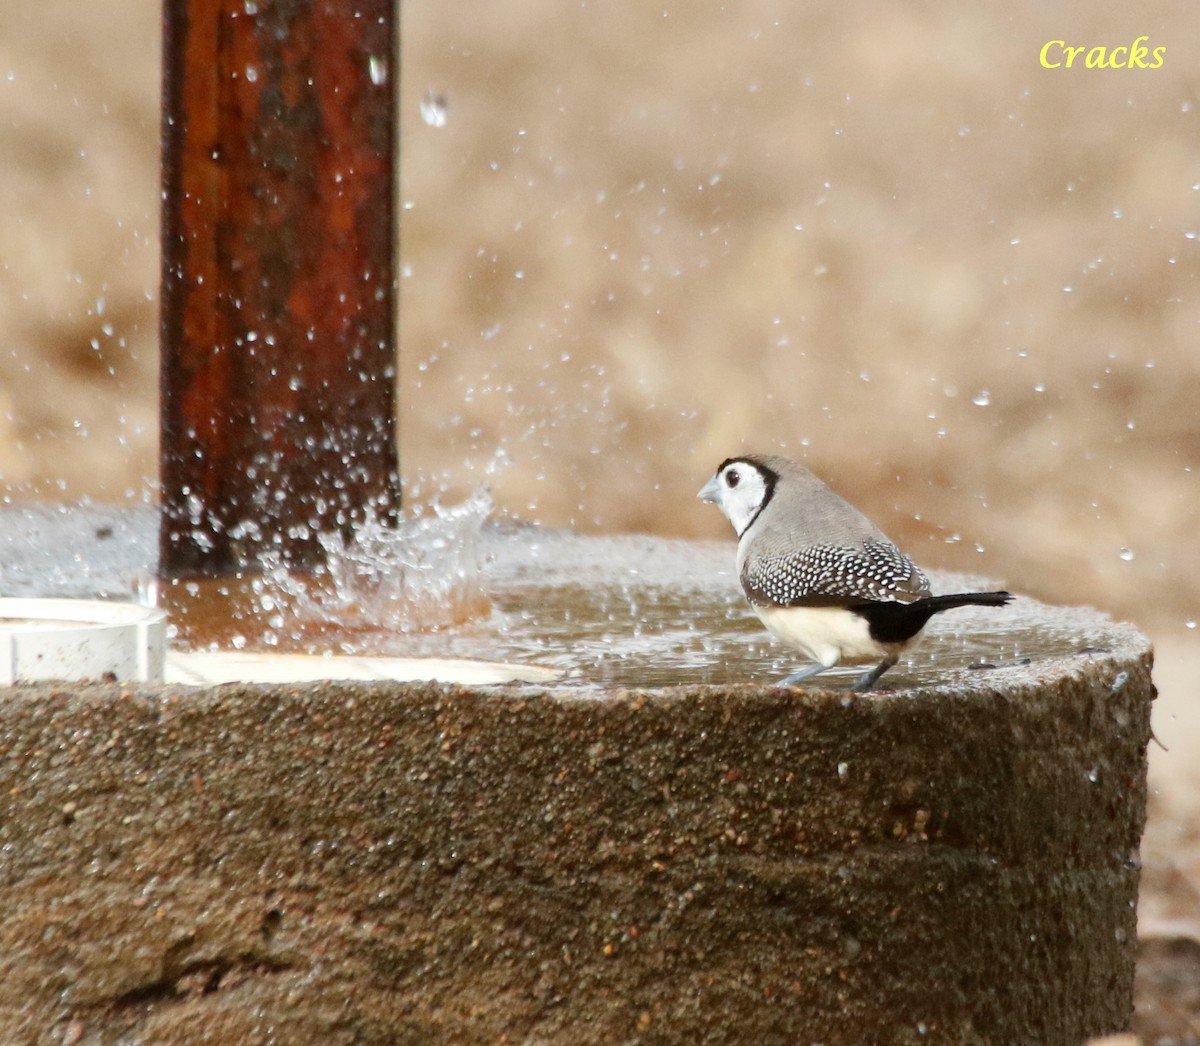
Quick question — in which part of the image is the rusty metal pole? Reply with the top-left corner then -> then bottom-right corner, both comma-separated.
159,0 -> 399,578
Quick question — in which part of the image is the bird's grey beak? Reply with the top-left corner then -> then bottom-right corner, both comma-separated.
697,474 -> 721,503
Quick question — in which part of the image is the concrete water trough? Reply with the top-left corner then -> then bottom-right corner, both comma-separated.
7,1 -> 1157,1040
0,514 -> 1154,1045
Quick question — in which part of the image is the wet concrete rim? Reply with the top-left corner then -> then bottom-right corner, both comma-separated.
0,627 -> 1148,711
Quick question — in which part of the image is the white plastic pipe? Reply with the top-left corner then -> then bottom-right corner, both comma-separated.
0,599 -> 166,685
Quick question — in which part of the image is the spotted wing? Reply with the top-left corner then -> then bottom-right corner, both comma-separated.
741,540 -> 931,608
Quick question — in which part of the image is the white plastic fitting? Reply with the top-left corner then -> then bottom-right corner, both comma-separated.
0,599 -> 166,685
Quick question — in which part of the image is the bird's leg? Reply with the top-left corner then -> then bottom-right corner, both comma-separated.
779,662 -> 834,687
852,656 -> 899,692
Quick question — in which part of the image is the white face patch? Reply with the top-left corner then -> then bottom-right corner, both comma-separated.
708,461 -> 769,538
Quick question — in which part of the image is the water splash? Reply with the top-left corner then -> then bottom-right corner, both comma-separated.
162,490 -> 492,652
315,490 -> 490,632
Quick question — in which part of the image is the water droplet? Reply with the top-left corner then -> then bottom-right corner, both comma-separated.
1186,619 -> 1196,630
368,55 -> 388,86
420,89 -> 448,128
972,389 -> 991,407
1118,547 -> 1134,562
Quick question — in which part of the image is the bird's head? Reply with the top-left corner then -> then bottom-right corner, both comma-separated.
698,456 -> 776,538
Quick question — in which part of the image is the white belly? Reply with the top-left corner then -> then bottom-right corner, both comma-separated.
753,604 -> 916,668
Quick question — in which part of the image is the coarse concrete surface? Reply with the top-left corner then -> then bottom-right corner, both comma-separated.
0,634 -> 1151,1045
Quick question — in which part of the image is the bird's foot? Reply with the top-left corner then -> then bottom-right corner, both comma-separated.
778,663 -> 833,687
851,657 -> 899,692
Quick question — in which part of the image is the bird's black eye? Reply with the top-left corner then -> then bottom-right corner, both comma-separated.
725,469 -> 740,488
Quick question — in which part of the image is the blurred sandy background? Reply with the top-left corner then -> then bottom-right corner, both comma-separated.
1,0 -> 1198,1035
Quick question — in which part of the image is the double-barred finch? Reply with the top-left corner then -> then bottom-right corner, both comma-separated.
698,453 -> 1011,690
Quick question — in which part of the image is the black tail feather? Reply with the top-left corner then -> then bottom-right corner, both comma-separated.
853,591 -> 1011,646
918,591 -> 1012,613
